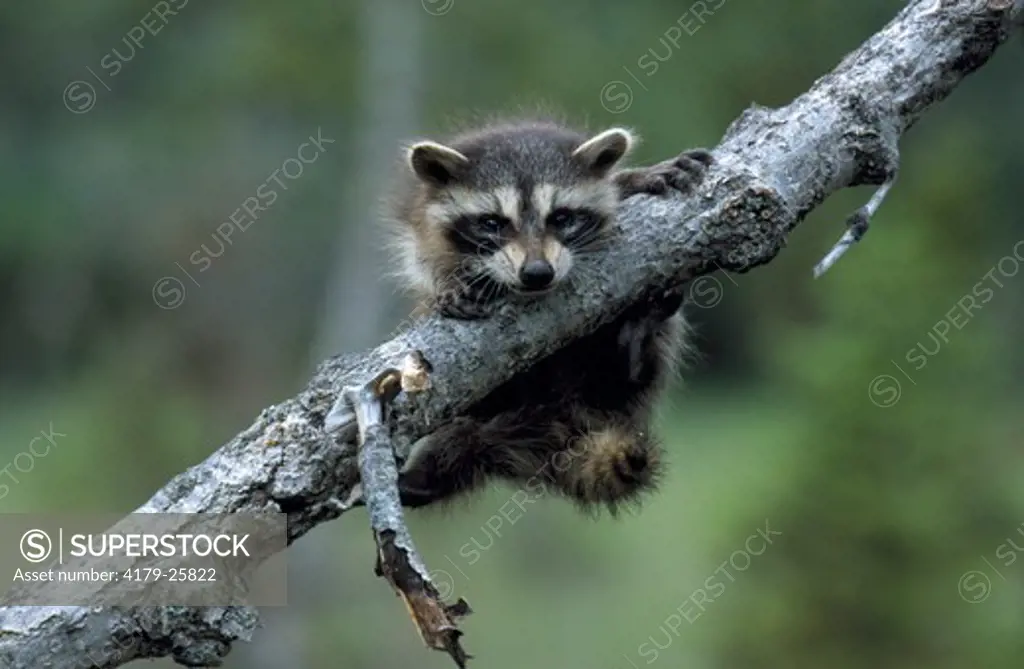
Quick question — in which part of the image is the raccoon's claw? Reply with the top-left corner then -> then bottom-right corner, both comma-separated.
435,291 -> 496,320
618,148 -> 713,198
610,429 -> 657,484
649,148 -> 713,195
342,472 -> 440,509
396,482 -> 442,508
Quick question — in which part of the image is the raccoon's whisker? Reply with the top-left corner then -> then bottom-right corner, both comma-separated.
464,263 -> 507,306
568,265 -> 598,294
458,269 -> 492,298
460,268 -> 487,290
575,240 -> 610,254
565,246 -> 605,262
567,230 -> 611,253
448,226 -> 491,254
567,245 -> 603,262
481,275 -> 504,304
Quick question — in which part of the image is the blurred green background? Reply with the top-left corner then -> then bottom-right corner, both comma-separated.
3,0 -> 1024,667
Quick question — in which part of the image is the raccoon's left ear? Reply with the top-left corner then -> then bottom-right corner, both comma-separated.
572,128 -> 636,177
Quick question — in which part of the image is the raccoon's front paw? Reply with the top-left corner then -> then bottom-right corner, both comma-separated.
617,148 -> 713,198
434,290 -> 496,320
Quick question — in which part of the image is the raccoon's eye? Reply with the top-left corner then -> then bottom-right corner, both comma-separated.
548,207 -> 574,229
476,214 -> 507,233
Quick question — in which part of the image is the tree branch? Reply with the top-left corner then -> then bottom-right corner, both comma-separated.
1,1 -> 1019,666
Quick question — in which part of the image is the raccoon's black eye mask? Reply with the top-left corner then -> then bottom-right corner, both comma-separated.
446,214 -> 510,254
546,207 -> 604,245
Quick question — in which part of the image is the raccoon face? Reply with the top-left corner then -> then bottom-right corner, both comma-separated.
405,124 -> 634,297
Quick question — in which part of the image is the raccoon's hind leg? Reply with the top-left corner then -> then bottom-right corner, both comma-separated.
394,408 -> 665,515
543,414 -> 665,515
396,417 -> 490,507
396,412 -> 556,507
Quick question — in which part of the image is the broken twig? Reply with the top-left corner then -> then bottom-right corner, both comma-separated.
815,173 -> 898,277
341,352 -> 472,668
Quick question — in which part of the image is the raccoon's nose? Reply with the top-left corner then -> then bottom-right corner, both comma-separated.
519,259 -> 555,291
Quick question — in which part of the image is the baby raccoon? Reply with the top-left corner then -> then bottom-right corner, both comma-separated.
386,118 -> 711,514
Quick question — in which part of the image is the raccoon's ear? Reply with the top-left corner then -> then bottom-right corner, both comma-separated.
572,128 -> 635,177
407,141 -> 469,186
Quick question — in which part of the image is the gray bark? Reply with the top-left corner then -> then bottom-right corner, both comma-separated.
1,1 -> 1020,666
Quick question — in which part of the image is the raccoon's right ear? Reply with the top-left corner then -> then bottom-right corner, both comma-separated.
407,141 -> 470,186
572,127 -> 635,177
